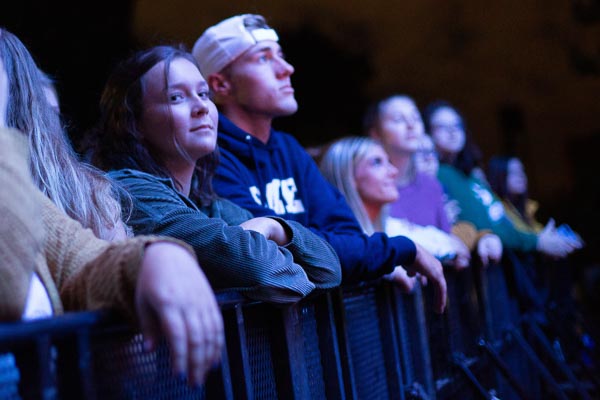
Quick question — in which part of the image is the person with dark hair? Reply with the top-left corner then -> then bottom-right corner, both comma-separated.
88,45 -> 341,304
488,156 -> 583,244
424,100 -> 579,258
192,14 -> 446,312
488,156 -> 542,232
422,100 -> 487,183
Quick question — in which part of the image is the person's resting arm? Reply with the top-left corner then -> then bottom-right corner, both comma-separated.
240,216 -> 341,289
39,191 -> 223,385
0,128 -> 45,320
215,145 -> 446,310
215,147 -> 420,282
0,126 -> 222,385
112,170 -> 316,303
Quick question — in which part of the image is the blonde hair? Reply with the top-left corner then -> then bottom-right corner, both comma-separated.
319,136 -> 385,235
0,28 -> 124,240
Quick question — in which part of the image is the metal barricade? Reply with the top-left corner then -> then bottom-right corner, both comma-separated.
0,259 -> 596,400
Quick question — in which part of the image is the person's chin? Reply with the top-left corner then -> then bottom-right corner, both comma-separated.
278,100 -> 298,116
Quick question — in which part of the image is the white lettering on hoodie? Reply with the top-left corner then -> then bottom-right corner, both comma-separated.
250,178 -> 305,215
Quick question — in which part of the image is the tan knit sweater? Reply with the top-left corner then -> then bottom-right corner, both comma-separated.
0,127 -> 194,321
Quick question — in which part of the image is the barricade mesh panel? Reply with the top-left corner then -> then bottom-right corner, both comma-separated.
0,354 -> 20,400
244,306 -> 278,400
343,287 -> 389,400
485,264 -> 519,337
300,303 -> 327,399
396,293 -> 416,380
424,285 -> 453,384
90,332 -> 204,399
485,264 -> 537,400
437,375 -> 481,400
446,270 -> 483,357
397,287 -> 431,392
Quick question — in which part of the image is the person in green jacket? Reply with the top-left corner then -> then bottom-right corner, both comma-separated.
423,100 -> 579,258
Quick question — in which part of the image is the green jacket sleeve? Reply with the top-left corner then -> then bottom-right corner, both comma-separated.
438,164 -> 538,252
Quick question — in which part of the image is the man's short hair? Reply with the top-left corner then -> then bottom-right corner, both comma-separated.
192,14 -> 279,77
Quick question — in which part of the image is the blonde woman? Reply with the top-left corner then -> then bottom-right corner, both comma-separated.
1,42 -> 222,385
320,136 -> 466,290
0,28 -> 126,240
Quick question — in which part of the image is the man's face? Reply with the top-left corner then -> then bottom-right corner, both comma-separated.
224,40 -> 297,118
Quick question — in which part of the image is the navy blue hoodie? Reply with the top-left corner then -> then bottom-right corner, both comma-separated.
214,115 -> 416,283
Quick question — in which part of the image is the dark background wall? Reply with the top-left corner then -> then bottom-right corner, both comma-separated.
3,0 -> 600,310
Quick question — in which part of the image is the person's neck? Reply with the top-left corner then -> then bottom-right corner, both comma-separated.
166,160 -> 195,197
223,108 -> 273,144
365,202 -> 384,231
439,151 -> 457,166
388,150 -> 414,186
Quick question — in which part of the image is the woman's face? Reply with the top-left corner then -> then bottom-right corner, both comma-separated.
506,158 -> 527,195
374,97 -> 424,154
429,106 -> 466,156
354,143 -> 399,209
139,57 -> 218,165
413,134 -> 439,177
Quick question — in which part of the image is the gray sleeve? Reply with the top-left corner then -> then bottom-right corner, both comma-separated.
116,172 -> 315,303
268,217 -> 342,290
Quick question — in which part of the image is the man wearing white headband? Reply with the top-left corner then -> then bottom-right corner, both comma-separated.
193,14 -> 447,312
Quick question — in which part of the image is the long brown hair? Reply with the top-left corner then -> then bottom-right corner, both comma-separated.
88,45 -> 218,206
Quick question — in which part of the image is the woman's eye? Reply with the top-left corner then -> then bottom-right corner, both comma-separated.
198,91 -> 209,99
169,93 -> 183,102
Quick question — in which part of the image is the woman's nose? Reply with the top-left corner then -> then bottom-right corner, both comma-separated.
192,96 -> 209,115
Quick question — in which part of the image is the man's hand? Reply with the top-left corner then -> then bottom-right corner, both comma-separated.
405,243 -> 447,313
385,266 -> 418,293
136,242 -> 224,386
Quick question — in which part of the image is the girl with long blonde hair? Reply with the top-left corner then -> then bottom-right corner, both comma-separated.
0,28 -> 126,240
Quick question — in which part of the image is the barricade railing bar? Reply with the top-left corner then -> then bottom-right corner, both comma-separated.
1,259 -> 598,400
